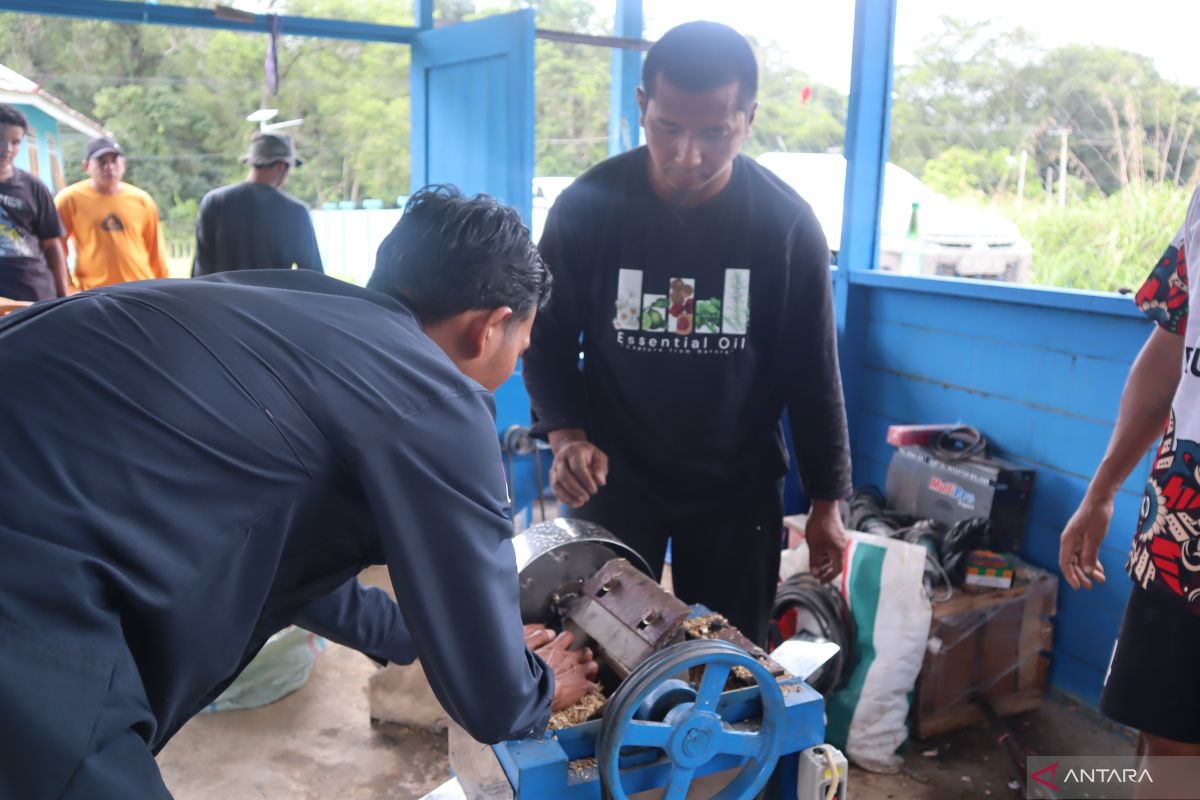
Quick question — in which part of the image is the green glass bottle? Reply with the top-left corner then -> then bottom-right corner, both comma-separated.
900,201 -> 921,275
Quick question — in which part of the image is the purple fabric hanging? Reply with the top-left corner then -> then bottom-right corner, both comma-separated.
264,15 -> 281,96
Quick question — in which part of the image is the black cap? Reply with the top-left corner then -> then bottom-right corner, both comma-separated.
85,137 -> 124,161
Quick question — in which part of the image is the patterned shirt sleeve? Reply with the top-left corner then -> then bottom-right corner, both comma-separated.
1135,229 -> 1188,336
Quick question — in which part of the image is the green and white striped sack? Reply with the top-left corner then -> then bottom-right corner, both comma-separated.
825,531 -> 932,774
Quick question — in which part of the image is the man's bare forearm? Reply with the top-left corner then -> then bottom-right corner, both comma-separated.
41,240 -> 71,297
1087,327 -> 1183,504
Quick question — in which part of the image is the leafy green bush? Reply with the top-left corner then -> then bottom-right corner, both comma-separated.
989,186 -> 1191,292
922,146 -> 1014,197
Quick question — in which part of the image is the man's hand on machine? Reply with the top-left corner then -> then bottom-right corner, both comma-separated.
806,500 -> 847,583
547,429 -> 609,508
523,624 -> 555,650
526,626 -> 600,711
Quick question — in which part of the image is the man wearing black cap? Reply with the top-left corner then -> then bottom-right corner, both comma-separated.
55,136 -> 169,290
192,131 -> 323,276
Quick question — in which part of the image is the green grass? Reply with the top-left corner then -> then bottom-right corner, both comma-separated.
991,186 -> 1192,293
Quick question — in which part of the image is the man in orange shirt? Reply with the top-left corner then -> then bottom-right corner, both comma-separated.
55,137 -> 168,290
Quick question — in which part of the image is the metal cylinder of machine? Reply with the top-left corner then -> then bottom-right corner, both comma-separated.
513,518 -> 655,626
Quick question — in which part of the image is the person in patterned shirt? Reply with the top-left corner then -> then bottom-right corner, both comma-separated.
1060,183 -> 1200,769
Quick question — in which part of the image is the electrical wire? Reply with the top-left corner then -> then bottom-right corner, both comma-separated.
816,744 -> 842,800
770,573 -> 856,695
940,517 -> 995,585
896,519 -> 956,602
844,487 -> 993,596
845,485 -> 916,536
930,425 -> 987,462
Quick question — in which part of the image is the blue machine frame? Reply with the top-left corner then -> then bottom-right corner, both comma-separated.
491,613 -> 827,800
493,678 -> 824,799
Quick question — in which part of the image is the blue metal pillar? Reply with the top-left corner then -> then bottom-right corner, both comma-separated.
414,0 -> 433,30
834,0 -> 898,469
608,0 -> 643,155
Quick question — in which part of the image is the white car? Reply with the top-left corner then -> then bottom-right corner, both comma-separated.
757,152 -> 1032,282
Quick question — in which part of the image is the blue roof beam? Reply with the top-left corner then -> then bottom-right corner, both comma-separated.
0,0 -> 420,44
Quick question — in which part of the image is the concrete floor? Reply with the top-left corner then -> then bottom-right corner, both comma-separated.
851,692 -> 1134,799
157,636 -> 1134,800
157,644 -> 448,799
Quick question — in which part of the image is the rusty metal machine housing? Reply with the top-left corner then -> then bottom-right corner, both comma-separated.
561,557 -> 692,679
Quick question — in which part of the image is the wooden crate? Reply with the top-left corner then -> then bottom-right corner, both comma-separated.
913,562 -> 1057,739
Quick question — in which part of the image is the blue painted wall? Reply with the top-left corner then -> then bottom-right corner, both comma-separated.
843,271 -> 1153,705
9,104 -> 64,192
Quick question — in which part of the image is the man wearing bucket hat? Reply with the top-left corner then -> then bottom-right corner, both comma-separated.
192,131 -> 323,276
55,136 -> 170,290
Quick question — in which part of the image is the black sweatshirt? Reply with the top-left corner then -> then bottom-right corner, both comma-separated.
524,148 -> 852,510
192,182 -> 323,276
0,271 -> 550,771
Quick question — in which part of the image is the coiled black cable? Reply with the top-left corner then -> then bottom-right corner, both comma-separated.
769,573 -> 856,695
940,517 -> 994,585
930,425 -> 987,462
844,487 -> 995,593
846,486 -> 917,536
896,519 -> 954,600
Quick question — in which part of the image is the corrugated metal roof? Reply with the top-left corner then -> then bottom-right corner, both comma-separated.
0,63 -> 109,138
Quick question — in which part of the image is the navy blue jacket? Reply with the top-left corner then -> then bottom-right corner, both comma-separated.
0,271 -> 552,760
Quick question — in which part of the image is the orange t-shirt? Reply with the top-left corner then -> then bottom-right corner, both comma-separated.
55,181 -> 169,290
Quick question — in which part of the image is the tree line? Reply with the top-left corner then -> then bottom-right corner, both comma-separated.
2,1 -> 1195,245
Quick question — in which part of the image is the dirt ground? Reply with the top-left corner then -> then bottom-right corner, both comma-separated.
157,635 -> 1133,800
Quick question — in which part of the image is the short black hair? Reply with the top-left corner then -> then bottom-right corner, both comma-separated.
368,185 -> 551,325
0,104 -> 29,131
642,21 -> 758,111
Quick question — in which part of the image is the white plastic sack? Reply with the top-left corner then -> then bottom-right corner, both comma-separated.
420,779 -> 468,800
204,626 -> 325,713
823,531 -> 932,773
